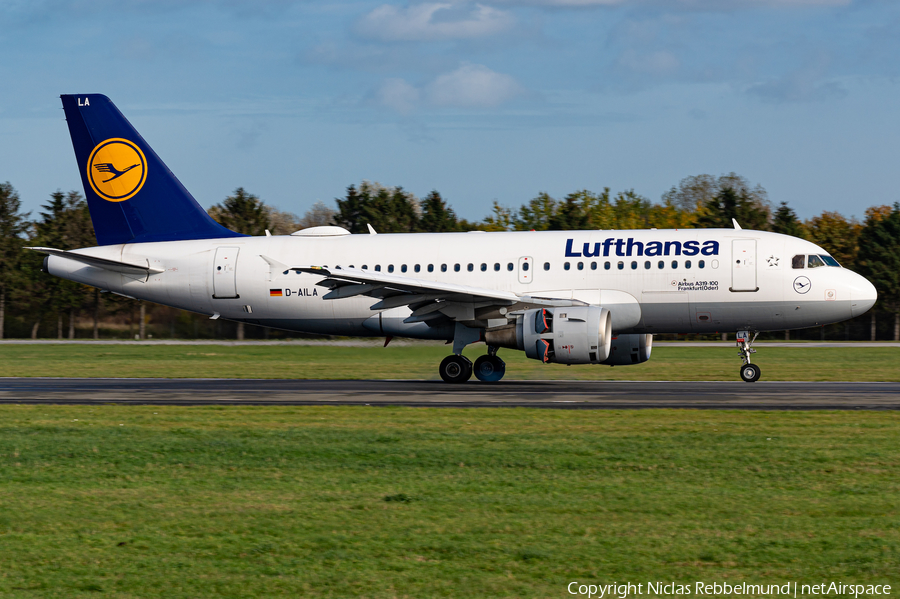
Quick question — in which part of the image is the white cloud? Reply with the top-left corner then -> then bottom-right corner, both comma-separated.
357,3 -> 514,42
427,64 -> 524,107
487,0 -> 850,7
375,64 -> 524,112
377,78 -> 421,113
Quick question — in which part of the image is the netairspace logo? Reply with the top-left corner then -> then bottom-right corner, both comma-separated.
566,581 -> 892,598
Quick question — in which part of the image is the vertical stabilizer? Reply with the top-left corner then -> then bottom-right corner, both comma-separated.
60,94 -> 244,245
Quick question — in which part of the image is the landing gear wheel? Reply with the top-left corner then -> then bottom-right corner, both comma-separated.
740,363 -> 761,383
439,355 -> 473,384
473,355 -> 506,382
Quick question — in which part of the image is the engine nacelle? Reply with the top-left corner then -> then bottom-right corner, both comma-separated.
601,334 -> 652,366
484,306 -> 612,365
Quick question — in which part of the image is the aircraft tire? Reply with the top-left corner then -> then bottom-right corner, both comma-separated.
740,363 -> 761,383
473,355 -> 506,382
440,355 -> 473,383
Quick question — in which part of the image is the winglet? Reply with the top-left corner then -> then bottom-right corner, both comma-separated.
367,223 -> 377,235
732,218 -> 742,230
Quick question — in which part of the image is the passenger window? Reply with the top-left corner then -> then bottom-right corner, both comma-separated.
604,262 -> 611,270
577,262 -> 584,270
685,260 -> 691,269
441,264 -> 447,272
808,255 -> 825,269
401,264 -> 407,273
671,260 -> 678,269
591,262 -> 597,270
564,262 -> 570,271
480,263 -> 487,272
523,262 -> 530,271
698,260 -> 705,269
454,264 -> 461,272
467,263 -> 474,272
375,265 -> 381,272
388,265 -> 395,273
543,262 -> 550,271
631,261 -> 638,270
820,254 -> 841,267
617,261 -> 624,270
658,260 -> 664,269
792,254 -> 805,269
507,263 -> 514,271
496,263 -> 502,271
644,261 -> 650,269
427,264 -> 434,272
362,265 -> 368,270
414,264 -> 420,273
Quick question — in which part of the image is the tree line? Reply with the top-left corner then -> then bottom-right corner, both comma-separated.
0,174 -> 897,340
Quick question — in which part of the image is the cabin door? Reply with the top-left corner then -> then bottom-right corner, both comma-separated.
730,239 -> 758,292
212,247 -> 240,299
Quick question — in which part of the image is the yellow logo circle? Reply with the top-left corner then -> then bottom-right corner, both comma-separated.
87,138 -> 147,202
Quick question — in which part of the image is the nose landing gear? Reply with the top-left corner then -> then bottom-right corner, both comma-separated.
736,330 -> 761,382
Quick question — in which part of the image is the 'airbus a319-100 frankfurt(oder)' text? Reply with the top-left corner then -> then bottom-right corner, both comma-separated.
31,95 -> 877,383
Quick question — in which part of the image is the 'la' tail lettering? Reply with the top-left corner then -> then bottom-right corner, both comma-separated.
78,97 -> 90,107
565,237 -> 720,258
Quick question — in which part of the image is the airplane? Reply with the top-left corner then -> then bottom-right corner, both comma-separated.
30,94 -> 878,383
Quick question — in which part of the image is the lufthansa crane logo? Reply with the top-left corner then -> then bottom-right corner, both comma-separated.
86,138 -> 147,202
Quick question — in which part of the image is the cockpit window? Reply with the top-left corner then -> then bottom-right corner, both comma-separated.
820,254 -> 841,267
807,255 -> 825,269
792,255 -> 805,269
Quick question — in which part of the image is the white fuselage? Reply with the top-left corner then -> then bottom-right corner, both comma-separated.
47,228 -> 876,338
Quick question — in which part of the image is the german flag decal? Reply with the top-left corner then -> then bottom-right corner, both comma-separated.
270,289 -> 283,297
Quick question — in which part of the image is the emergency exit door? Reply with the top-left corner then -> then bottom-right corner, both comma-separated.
730,239 -> 758,292
518,256 -> 533,284
213,247 -> 240,298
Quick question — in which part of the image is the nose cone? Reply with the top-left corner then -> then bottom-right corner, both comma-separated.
850,274 -> 877,318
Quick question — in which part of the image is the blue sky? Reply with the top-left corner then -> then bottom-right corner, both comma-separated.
1,0 -> 898,223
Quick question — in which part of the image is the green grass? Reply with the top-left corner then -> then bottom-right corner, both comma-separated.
0,406 -> 898,597
0,344 -> 897,380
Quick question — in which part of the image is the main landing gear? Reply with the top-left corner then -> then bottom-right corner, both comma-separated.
439,346 -> 506,383
736,330 -> 761,383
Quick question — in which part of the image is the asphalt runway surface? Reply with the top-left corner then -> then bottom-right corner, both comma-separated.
0,378 -> 897,410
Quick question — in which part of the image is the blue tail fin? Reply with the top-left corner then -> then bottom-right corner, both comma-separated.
61,94 -> 244,245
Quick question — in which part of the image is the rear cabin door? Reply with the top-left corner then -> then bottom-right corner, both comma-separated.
730,239 -> 758,292
213,247 -> 240,298
518,256 -> 533,284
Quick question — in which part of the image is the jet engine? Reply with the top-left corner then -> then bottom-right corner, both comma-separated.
601,334 -> 652,366
485,306 -> 612,364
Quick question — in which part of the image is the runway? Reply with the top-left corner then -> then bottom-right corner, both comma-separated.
0,378 -> 897,410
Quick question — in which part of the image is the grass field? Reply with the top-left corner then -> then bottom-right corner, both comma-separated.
0,343 -> 897,381
1,406 -> 897,598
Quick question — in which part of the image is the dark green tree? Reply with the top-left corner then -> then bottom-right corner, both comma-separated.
0,182 -> 30,339
514,192 -> 557,231
695,186 -> 770,230
208,188 -> 270,235
419,191 -> 460,232
857,203 -> 900,340
333,184 -> 367,234
548,192 -> 590,230
771,201 -> 805,238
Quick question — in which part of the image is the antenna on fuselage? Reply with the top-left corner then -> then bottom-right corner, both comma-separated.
732,218 -> 742,230
367,224 -> 378,235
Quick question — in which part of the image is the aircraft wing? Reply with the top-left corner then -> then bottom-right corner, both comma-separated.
291,265 -> 583,325
26,247 -> 164,277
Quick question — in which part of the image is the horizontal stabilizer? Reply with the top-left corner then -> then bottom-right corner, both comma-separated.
26,247 -> 163,276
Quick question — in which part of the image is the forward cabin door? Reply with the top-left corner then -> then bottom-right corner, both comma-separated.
212,247 -> 240,298
730,239 -> 758,292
